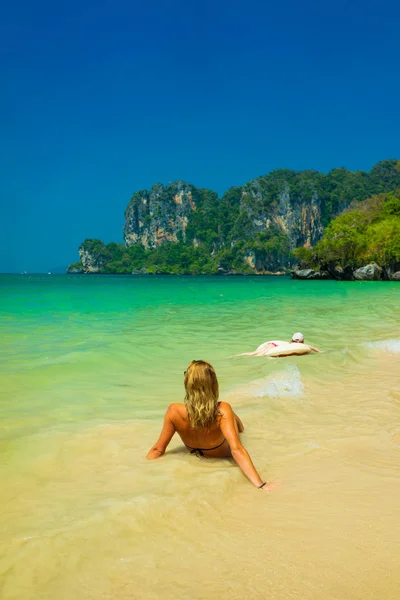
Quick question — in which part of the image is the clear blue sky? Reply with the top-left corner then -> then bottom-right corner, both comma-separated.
1,0 -> 399,272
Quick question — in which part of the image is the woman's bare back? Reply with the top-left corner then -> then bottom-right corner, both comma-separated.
168,402 -> 243,457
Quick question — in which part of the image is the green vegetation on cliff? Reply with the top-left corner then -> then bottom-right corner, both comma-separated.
68,159 -> 400,275
293,190 -> 400,273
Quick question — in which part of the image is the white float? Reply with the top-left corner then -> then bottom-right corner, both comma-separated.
264,342 -> 312,358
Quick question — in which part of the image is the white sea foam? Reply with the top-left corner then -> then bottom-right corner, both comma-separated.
254,365 -> 304,399
364,339 -> 400,354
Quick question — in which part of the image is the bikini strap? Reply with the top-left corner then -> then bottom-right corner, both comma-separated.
186,438 -> 226,453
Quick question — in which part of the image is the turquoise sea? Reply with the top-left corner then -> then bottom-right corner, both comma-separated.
1,275 -> 400,600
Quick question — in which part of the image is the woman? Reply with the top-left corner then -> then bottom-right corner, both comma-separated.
236,332 -> 320,357
147,360 -> 275,491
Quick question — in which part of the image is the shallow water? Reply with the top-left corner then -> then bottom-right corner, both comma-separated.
1,275 -> 400,599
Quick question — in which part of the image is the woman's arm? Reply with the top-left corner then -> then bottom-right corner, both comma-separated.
146,405 -> 176,460
234,342 -> 274,357
308,345 -> 320,353
233,411 -> 244,433
219,402 -> 275,490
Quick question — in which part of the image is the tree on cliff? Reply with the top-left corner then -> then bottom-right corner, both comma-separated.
293,190 -> 400,273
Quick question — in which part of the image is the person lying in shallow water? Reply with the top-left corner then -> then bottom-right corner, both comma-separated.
147,359 -> 276,491
236,331 -> 320,357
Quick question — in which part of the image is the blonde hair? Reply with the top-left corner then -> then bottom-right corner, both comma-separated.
184,360 -> 220,429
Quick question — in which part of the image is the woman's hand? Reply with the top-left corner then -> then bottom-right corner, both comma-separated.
146,447 -> 165,460
260,482 -> 279,492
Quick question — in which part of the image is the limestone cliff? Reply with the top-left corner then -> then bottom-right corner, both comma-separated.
79,246 -> 103,273
71,240 -> 109,274
122,175 -> 329,272
239,180 -> 324,249
234,176 -> 326,270
124,181 -> 197,249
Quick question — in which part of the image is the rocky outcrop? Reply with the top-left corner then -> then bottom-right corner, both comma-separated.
326,265 -> 354,281
67,262 -> 84,274
292,269 -> 329,280
244,250 -> 256,270
382,263 -> 400,280
292,269 -> 315,279
124,181 -> 197,249
242,250 -> 283,273
353,263 -> 383,281
292,262 -> 400,281
79,248 -> 103,273
131,268 -> 149,275
74,240 -> 109,273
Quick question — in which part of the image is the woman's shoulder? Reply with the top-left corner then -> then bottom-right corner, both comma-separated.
218,401 -> 233,415
166,403 -> 186,417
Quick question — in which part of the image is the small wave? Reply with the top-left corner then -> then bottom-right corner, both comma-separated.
364,339 -> 400,354
254,365 -> 304,399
